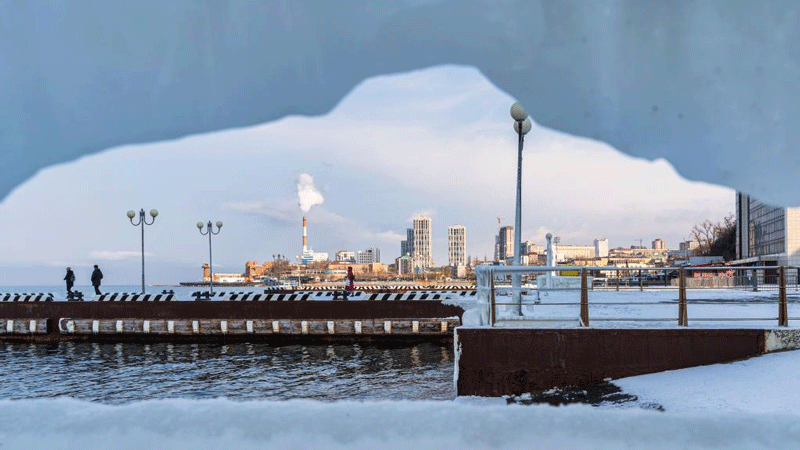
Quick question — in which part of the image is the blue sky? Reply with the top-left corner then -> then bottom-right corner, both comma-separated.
0,65 -> 733,285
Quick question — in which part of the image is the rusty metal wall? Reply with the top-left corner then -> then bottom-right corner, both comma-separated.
0,301 -> 463,321
456,328 -> 766,397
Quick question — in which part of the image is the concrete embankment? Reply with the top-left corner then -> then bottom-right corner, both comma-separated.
455,327 -> 800,397
0,299 -> 464,343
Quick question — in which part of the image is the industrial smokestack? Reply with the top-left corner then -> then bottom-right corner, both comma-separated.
303,215 -> 308,252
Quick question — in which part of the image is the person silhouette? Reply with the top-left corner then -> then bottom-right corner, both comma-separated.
91,265 -> 103,295
64,267 -> 75,294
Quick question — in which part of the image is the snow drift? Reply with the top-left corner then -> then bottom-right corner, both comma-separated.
1,397 -> 799,450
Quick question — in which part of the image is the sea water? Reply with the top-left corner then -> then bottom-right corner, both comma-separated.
0,285 -> 455,403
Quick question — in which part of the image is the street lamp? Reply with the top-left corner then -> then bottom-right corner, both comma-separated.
197,220 -> 223,293
510,102 -> 532,315
127,208 -> 158,294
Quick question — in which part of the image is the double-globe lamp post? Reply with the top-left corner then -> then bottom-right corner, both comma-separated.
197,221 -> 223,294
510,102 -> 532,315
127,208 -> 158,294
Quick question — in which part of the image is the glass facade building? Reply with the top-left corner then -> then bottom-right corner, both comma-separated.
736,192 -> 800,265
748,199 -> 785,257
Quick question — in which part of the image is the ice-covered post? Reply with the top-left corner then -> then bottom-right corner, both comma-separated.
490,275 -> 496,327
580,268 -> 589,326
779,266 -> 788,327
546,233 -> 555,289
510,102 -> 532,316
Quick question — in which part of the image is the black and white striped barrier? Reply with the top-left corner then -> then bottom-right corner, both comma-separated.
0,318 -> 49,334
187,290 -> 475,301
58,317 -> 460,336
0,293 -> 54,302
97,292 -> 175,302
268,285 -> 475,292
192,291 -> 369,301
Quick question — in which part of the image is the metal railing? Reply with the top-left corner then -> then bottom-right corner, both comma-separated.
474,265 -> 797,328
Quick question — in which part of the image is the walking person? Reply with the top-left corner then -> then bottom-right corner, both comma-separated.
340,266 -> 356,300
91,264 -> 103,295
345,266 -> 355,291
64,267 -> 75,295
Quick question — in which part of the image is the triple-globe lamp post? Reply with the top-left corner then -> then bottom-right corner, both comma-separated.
510,102 -> 532,315
197,220 -> 223,293
127,208 -> 158,294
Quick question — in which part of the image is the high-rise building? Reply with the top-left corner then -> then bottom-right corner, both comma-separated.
652,238 -> 666,250
498,226 -> 514,261
412,215 -> 432,268
594,238 -> 609,258
447,225 -> 466,267
400,228 -> 414,258
735,192 -> 800,265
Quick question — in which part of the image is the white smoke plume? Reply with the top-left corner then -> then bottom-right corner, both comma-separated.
296,173 -> 324,213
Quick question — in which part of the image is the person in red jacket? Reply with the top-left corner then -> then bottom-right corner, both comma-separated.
345,266 -> 355,291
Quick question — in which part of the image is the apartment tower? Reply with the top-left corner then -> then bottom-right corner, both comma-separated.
448,225 -> 467,267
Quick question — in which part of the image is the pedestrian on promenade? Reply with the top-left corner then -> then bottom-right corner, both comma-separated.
64,267 -> 75,294
345,266 -> 355,291
91,264 -> 103,295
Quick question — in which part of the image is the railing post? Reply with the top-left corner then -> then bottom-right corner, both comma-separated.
490,275 -> 496,327
580,268 -> 589,326
796,268 -> 799,291
752,268 -> 759,292
779,266 -> 788,327
678,267 -> 688,327
639,269 -> 643,292
615,270 -> 620,292
664,268 -> 668,287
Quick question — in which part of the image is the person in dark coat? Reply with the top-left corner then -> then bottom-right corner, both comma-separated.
64,267 -> 75,294
91,265 -> 103,295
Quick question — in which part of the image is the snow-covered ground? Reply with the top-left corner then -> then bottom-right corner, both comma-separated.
1,376 -> 800,450
616,347 -> 800,414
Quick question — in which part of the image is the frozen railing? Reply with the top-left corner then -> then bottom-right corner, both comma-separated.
474,265 -> 798,328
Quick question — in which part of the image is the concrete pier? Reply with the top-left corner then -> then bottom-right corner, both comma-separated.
0,299 -> 464,343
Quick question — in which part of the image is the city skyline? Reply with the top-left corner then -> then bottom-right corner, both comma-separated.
0,65 -> 734,285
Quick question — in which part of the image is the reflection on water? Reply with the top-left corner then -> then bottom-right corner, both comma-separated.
0,342 -> 455,404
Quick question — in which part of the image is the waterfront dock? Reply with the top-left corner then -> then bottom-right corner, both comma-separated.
0,289 -> 467,343
455,265 -> 800,397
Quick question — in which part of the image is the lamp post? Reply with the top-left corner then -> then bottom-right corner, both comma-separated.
127,208 -> 158,294
510,102 -> 532,315
197,220 -> 223,293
